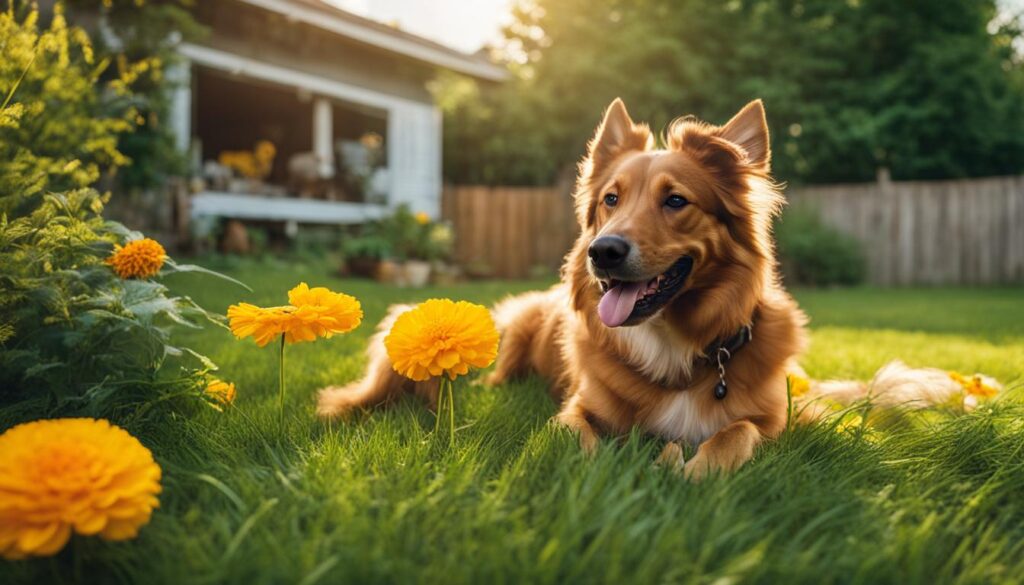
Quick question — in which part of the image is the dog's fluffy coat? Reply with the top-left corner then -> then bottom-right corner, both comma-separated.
319,98 -> 812,479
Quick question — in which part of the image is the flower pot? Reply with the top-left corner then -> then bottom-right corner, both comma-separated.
346,256 -> 381,279
403,260 -> 432,288
376,259 -> 402,284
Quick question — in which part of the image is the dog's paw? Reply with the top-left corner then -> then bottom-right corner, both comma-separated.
579,430 -> 600,455
484,371 -> 507,387
655,442 -> 686,472
683,449 -> 724,482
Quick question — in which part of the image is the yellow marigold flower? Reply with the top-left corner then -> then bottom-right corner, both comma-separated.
385,299 -> 499,381
106,238 -> 166,279
227,303 -> 290,347
787,373 -> 811,398
948,371 -> 999,399
415,211 -> 431,225
0,418 -> 161,560
285,283 -> 363,342
227,284 -> 362,346
205,379 -> 237,405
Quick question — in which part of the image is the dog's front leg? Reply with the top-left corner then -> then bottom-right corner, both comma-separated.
683,419 -> 763,481
555,394 -> 601,454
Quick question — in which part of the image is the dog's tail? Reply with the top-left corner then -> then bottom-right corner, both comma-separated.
317,304 -> 440,419
792,360 -> 1002,422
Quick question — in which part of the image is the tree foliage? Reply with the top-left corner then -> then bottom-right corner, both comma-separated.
0,6 -> 134,215
437,0 -> 1024,185
65,0 -> 204,189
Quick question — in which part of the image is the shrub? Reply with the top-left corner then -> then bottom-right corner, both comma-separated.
775,208 -> 866,287
0,5 -> 137,216
346,205 -> 454,262
0,6 -> 233,420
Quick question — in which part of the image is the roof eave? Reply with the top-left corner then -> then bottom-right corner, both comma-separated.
236,0 -> 509,82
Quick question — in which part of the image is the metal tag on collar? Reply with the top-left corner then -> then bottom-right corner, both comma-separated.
714,347 -> 730,400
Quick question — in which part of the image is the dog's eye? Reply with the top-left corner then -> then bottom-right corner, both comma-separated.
603,193 -> 619,207
664,194 -> 689,209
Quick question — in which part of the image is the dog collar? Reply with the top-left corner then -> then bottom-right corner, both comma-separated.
702,323 -> 753,400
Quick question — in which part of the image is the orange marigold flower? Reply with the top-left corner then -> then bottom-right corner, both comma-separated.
106,238 -> 166,279
0,418 -> 161,560
227,283 -> 362,347
205,379 -> 237,405
415,211 -> 430,225
385,298 -> 499,381
227,303 -> 290,347
948,371 -> 1000,399
787,373 -> 811,398
285,283 -> 363,342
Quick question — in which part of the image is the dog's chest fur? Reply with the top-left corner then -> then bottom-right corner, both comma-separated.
612,318 -> 698,386
646,390 -> 730,445
612,319 -> 729,444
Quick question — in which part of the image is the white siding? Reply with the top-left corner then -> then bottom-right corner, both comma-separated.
166,58 -> 192,153
387,103 -> 442,218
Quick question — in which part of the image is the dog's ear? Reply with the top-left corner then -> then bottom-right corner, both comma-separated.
575,99 -> 651,228
586,99 -> 651,169
718,100 -> 770,168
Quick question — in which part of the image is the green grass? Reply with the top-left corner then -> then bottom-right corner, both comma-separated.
6,258 -> 1024,584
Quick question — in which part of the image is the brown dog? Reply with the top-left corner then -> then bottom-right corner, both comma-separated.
319,99 -> 808,480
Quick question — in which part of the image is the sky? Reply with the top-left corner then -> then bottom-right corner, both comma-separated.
326,0 -> 1024,55
326,0 -> 513,53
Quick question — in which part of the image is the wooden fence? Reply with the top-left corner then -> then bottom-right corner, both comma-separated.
442,185 -> 577,279
444,175 -> 1024,284
788,173 -> 1024,285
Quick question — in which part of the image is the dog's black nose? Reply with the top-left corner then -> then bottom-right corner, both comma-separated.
588,235 -> 631,270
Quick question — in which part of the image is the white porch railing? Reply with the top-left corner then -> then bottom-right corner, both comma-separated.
190,192 -> 388,225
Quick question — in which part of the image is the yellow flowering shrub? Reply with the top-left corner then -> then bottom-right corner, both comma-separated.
0,7 -> 239,416
0,418 -> 162,560
0,6 -> 133,214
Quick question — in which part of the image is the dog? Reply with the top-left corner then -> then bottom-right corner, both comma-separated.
318,99 -> 980,480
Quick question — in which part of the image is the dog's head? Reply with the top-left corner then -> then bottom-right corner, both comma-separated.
569,99 -> 784,331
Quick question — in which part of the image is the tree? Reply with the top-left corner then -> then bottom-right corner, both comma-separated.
436,0 -> 1024,185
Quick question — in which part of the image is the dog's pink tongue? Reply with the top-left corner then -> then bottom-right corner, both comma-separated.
597,282 -> 645,327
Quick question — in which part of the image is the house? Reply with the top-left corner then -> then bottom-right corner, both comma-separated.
167,0 -> 506,232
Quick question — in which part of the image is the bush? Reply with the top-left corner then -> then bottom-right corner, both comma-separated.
0,6 -> 233,420
775,208 -> 866,286
345,205 -> 454,262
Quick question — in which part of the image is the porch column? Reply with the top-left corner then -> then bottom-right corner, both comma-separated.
313,98 -> 335,178
167,57 -> 192,154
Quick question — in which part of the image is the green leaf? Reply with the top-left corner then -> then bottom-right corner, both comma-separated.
163,258 -> 252,291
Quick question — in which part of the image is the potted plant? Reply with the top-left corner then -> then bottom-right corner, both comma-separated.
341,234 -> 392,278
347,206 -> 455,286
399,209 -> 454,287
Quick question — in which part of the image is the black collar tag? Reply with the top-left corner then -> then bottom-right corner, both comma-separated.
703,324 -> 753,400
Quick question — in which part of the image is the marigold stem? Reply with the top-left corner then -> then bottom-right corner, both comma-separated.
278,333 -> 286,430
434,378 -> 445,434
447,377 -> 455,449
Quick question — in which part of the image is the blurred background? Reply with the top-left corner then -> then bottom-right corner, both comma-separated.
34,0 -> 1024,287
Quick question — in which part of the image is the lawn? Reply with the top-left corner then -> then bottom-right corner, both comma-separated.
7,259 -> 1024,584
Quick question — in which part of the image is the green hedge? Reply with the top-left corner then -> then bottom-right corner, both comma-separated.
775,208 -> 866,287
